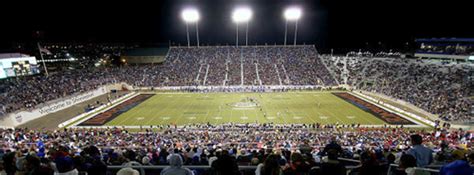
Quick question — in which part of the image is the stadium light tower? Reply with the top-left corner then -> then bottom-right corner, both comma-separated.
181,8 -> 200,47
232,7 -> 252,47
284,7 -> 302,46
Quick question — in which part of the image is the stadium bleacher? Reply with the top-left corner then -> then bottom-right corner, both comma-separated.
0,44 -> 473,175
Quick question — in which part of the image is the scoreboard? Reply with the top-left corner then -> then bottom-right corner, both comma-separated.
0,56 -> 40,79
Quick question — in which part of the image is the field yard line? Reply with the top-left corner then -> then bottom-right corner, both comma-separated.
308,105 -> 327,124
173,94 -> 195,125
214,95 -> 225,125
323,107 -> 347,124
151,94 -> 184,125
115,95 -> 154,126
253,102 -> 260,123
289,93 -> 317,124
287,91 -> 346,94
202,94 -> 212,124
351,111 -> 377,125
116,94 -> 164,126
143,94 -> 169,125
329,93 -> 381,125
229,103 -> 234,124
274,93 -> 290,125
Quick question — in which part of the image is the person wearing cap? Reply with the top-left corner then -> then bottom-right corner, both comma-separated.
439,149 -> 473,175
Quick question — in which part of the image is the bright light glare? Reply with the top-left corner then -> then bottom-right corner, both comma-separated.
181,8 -> 200,23
284,7 -> 302,21
232,7 -> 252,23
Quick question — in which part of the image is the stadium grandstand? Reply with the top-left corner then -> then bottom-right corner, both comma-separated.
0,1 -> 473,175
121,47 -> 169,64
415,38 -> 474,62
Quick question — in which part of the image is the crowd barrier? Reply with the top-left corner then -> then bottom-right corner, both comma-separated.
136,85 -> 345,92
1,87 -> 108,127
106,163 -> 362,175
387,164 -> 441,175
58,92 -> 138,128
351,91 -> 435,127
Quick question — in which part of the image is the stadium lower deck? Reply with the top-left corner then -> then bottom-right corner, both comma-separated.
72,91 -> 423,128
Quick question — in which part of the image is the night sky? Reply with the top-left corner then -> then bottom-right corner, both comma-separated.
0,0 -> 472,53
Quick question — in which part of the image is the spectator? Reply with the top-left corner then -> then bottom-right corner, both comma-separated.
440,149 -> 473,175
319,149 -> 346,175
283,152 -> 311,175
211,150 -> 239,175
116,168 -> 139,175
392,153 -> 417,175
160,154 -> 193,175
407,134 -> 433,167
358,151 -> 383,175
255,154 -> 283,175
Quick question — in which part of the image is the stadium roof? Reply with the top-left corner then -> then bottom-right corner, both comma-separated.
0,53 -> 31,59
415,38 -> 474,43
123,48 -> 169,57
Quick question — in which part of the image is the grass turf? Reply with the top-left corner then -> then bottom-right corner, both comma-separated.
105,92 -> 387,126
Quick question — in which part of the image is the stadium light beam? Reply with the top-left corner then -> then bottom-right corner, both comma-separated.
181,8 -> 200,47
284,7 -> 302,46
232,7 -> 252,46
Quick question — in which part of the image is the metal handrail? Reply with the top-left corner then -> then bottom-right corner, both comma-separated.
107,165 -> 258,170
387,163 -> 441,174
107,164 -> 363,175
107,165 -> 257,175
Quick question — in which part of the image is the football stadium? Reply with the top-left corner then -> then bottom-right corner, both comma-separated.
0,1 -> 473,175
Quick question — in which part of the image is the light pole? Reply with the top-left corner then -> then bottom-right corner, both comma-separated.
181,8 -> 200,47
246,21 -> 249,46
185,23 -> 190,47
232,7 -> 252,47
284,7 -> 302,46
294,19 -> 298,46
284,20 -> 288,46
236,23 -> 239,46
196,22 -> 200,47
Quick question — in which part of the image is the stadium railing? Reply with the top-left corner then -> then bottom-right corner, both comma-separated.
106,158 -> 363,175
107,165 -> 364,175
387,164 -> 442,175
107,165 -> 256,175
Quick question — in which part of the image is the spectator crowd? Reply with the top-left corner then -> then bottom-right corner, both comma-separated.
323,56 -> 473,122
1,46 -> 337,116
0,124 -> 473,175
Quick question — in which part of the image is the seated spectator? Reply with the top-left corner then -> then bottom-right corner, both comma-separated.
55,155 -> 79,175
468,152 -> 474,165
160,154 -> 193,175
440,150 -> 473,175
211,150 -> 239,175
392,154 -> 416,175
282,152 -> 311,175
407,134 -> 433,167
358,151 -> 383,175
319,149 -> 346,175
255,154 -> 283,175
116,167 -> 139,175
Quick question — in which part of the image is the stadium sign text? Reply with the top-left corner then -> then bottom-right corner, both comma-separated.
5,87 -> 107,127
38,92 -> 96,115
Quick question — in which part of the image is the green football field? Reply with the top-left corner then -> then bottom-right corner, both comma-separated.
105,92 -> 387,126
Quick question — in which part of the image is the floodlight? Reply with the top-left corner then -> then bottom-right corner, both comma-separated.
284,7 -> 302,21
182,8 -> 200,23
232,7 -> 252,23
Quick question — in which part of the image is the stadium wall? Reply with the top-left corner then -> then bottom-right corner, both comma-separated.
351,91 -> 435,127
120,56 -> 166,64
358,90 -> 438,120
0,83 -> 128,128
58,92 -> 138,128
